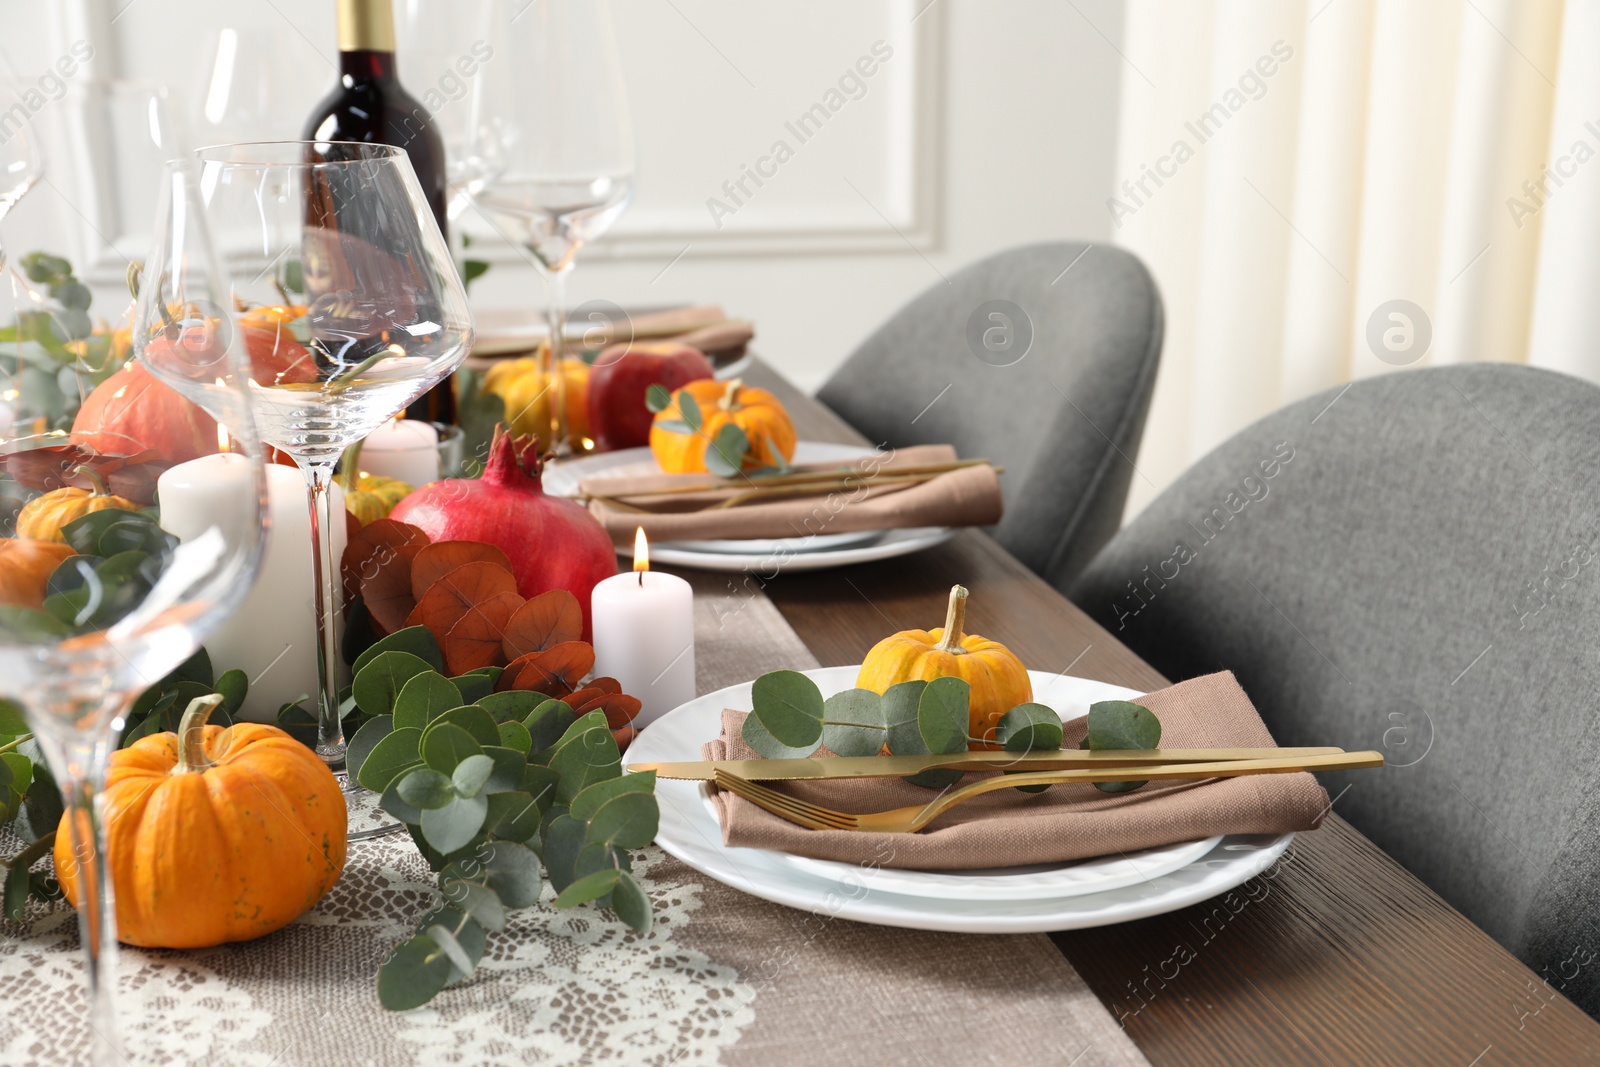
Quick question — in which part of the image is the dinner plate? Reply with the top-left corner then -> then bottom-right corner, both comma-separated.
544,443 -> 956,572
626,666 -> 1296,932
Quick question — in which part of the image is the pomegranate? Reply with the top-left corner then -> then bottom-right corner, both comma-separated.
388,426 -> 617,640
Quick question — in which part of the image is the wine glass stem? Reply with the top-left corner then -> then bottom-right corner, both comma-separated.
544,266 -> 570,456
56,738 -> 124,1067
303,460 -> 345,767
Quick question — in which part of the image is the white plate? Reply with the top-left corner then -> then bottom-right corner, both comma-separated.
546,443 -> 956,572
626,666 -> 1296,932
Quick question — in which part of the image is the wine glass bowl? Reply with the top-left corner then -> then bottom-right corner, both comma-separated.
187,141 -> 471,827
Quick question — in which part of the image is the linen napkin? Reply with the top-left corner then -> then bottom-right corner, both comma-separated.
582,444 -> 1003,544
703,671 -> 1332,870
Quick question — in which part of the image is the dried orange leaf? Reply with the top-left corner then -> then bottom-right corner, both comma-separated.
442,591 -> 523,675
570,686 -> 643,731
407,560 -> 519,637
411,541 -> 514,602
505,640 -> 595,698
500,589 -> 583,660
361,549 -> 422,636
344,518 -> 429,604
612,726 -> 637,752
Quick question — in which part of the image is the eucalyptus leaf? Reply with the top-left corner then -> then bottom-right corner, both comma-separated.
496,720 -> 532,754
421,722 -> 483,773
677,389 -> 703,432
739,711 -> 817,760
480,746 -> 526,794
611,871 -> 652,934
451,754 -> 494,798
482,841 -> 543,907
345,715 -> 394,781
356,727 -> 423,792
379,778 -> 425,824
1085,699 -> 1162,793
18,762 -> 60,842
584,792 -> 658,849
4,858 -> 32,921
484,791 -> 543,842
918,676 -> 971,755
542,813 -> 587,892
995,703 -> 1064,753
570,770 -> 656,823
353,651 -> 436,720
441,878 -> 506,931
703,423 -> 750,478
377,935 -> 454,1011
423,923 -> 474,978
398,768 -> 456,810
421,792 -> 489,854
351,625 -> 444,676
820,688 -> 886,757
553,867 -> 623,908
0,700 -> 24,736
522,698 -> 575,753
651,419 -> 693,434
645,383 -> 672,412
419,906 -> 485,986
549,712 -> 622,804
393,674 -> 464,732
215,669 -> 248,715
750,670 -> 824,749
0,753 -> 32,798
480,690 -> 540,725
450,669 -> 498,705
433,704 -> 499,748
882,679 -> 929,755
518,763 -> 562,810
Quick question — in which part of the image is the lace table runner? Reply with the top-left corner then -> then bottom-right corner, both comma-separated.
0,572 -> 1148,1067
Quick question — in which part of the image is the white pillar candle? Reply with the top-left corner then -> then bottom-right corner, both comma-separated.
360,418 -> 440,487
158,460 -> 345,722
591,529 -> 695,730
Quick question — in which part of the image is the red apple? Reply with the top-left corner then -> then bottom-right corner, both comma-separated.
586,342 -> 716,451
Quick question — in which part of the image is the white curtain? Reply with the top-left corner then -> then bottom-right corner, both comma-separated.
1112,0 -> 1591,517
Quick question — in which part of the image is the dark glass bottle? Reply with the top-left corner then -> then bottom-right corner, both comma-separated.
304,0 -> 456,424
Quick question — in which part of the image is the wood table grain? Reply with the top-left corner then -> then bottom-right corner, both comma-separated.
742,360 -> 1600,1066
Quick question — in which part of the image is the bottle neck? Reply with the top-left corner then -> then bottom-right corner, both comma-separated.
336,0 -> 397,52
339,48 -> 397,82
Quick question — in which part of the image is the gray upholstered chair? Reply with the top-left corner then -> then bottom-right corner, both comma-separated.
817,242 -> 1162,592
1070,363 -> 1600,1019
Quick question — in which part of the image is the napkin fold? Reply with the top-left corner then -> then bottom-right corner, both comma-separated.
582,444 -> 1003,545
703,671 -> 1331,870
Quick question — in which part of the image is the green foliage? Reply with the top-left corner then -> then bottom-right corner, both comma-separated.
350,627 -> 658,1011
743,670 -> 1162,793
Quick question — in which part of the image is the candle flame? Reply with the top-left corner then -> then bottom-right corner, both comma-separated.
216,424 -> 230,452
633,526 -> 649,578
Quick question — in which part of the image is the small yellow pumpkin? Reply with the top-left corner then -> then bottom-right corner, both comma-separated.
16,471 -> 141,543
0,538 -> 77,608
481,351 -> 590,450
56,694 -> 347,949
649,378 -> 796,474
344,473 -> 413,525
856,584 -> 1032,746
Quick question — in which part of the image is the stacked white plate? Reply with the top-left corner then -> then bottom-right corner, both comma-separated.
546,442 -> 955,572
625,666 -> 1295,933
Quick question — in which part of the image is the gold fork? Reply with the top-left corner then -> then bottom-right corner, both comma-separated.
712,750 -> 1384,833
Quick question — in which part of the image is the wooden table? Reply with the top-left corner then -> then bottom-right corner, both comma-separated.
743,361 -> 1600,1066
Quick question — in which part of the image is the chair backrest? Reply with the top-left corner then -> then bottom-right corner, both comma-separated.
817,242 -> 1162,591
1069,363 -> 1600,1018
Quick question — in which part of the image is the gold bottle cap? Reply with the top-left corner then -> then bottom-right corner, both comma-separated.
336,0 -> 396,52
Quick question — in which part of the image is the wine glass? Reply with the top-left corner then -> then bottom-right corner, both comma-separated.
189,141 -> 473,837
394,0 -> 508,222
0,161 -> 269,1066
470,0 -> 635,457
192,27 -> 327,146
0,95 -> 42,269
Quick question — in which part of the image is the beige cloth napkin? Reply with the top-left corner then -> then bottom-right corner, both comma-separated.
703,671 -> 1332,870
583,444 -> 1003,544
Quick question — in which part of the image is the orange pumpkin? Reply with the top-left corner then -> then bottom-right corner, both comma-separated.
70,361 -> 219,464
855,584 -> 1032,746
649,378 -> 796,474
16,474 -> 142,543
482,352 -> 590,450
0,538 -> 76,608
55,694 -> 347,949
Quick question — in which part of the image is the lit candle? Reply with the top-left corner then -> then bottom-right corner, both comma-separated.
591,528 -> 696,729
360,417 -> 440,486
157,459 -> 346,722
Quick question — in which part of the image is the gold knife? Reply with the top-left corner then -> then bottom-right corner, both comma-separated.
628,746 -> 1346,781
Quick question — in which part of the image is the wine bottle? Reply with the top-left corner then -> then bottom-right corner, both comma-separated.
304,0 -> 457,424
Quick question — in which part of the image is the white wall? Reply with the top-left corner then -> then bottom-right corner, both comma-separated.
0,0 -> 1124,392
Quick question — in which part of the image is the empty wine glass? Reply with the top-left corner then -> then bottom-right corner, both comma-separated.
188,141 -> 473,837
0,95 -> 42,270
470,0 -> 635,457
0,160 -> 269,1066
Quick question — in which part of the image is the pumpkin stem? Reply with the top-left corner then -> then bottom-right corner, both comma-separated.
933,584 -> 970,654
176,693 -> 225,773
720,379 -> 743,411
72,465 -> 111,498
